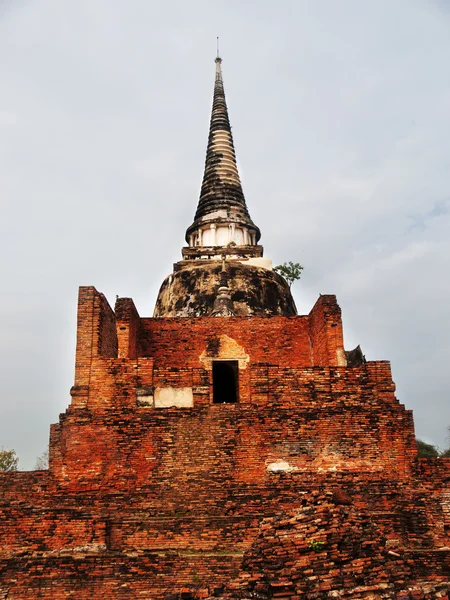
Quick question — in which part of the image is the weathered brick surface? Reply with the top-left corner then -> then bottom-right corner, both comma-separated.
0,287 -> 449,597
219,492 -> 450,599
49,371 -> 417,488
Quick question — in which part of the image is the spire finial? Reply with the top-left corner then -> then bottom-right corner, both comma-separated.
215,37 -> 222,68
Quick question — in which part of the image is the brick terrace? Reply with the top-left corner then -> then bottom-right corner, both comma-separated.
0,287 -> 449,598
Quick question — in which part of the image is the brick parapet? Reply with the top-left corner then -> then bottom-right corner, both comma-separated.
138,314 -> 313,367
115,297 -> 140,359
70,292 -> 353,412
308,294 -> 346,366
72,287 -> 118,408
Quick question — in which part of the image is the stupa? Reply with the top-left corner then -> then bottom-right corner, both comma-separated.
0,54 -> 448,600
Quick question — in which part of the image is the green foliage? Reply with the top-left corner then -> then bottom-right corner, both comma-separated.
0,448 -> 19,472
416,439 -> 439,458
307,540 -> 326,552
441,426 -> 450,457
274,261 -> 304,288
35,449 -> 49,470
416,427 -> 450,458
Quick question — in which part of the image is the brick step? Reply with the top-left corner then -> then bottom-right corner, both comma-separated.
0,552 -> 241,599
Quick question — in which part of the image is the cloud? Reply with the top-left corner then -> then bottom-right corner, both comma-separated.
0,0 -> 449,467
407,198 -> 450,231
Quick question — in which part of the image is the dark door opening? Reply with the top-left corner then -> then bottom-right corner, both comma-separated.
212,360 -> 239,404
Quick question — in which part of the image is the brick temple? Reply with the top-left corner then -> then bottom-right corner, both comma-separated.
0,55 -> 449,599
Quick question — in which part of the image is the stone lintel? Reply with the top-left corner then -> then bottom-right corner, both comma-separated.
181,245 -> 264,262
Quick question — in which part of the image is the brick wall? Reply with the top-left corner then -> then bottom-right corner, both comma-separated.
308,294 -> 346,365
1,287 -> 449,598
49,363 -> 418,486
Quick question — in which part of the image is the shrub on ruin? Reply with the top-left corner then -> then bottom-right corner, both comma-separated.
273,261 -> 304,288
35,449 -> 49,470
416,439 -> 439,458
0,448 -> 19,472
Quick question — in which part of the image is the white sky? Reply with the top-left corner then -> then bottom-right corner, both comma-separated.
1,0 -> 449,469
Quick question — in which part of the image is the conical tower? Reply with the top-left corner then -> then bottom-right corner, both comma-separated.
184,54 -> 261,256
154,55 -> 296,318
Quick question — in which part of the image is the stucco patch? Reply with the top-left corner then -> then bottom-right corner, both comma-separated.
154,387 -> 194,408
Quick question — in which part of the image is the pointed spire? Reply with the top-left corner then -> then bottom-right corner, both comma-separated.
185,52 -> 261,248
195,53 -> 252,222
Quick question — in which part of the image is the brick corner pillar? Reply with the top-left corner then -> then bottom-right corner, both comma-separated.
72,286 -> 118,408
115,297 -> 141,359
308,294 -> 346,367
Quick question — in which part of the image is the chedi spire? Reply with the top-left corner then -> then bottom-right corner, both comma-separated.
184,54 -> 261,258
153,53 -> 297,318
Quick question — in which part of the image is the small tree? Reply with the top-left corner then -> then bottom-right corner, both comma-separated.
274,261 -> 304,288
35,449 -> 49,470
441,426 -> 450,457
416,439 -> 439,458
0,448 -> 19,472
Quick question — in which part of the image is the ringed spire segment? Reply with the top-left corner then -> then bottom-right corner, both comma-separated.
185,53 -> 261,250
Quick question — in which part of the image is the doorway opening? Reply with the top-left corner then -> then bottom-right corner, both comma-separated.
212,360 -> 239,404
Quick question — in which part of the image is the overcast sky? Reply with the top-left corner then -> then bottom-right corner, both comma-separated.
1,0 -> 449,469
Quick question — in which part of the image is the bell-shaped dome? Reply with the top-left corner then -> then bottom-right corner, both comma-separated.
154,262 -> 296,318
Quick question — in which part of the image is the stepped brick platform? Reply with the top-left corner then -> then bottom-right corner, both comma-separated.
0,287 -> 449,598
1,55 -> 449,598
